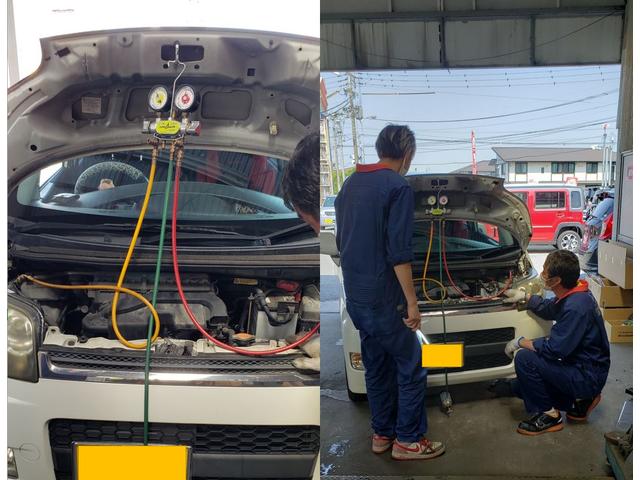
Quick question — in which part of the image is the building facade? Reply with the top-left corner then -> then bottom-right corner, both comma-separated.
493,147 -> 616,186
320,117 -> 333,203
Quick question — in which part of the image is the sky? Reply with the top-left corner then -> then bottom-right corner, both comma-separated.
11,0 -> 319,82
322,65 -> 620,174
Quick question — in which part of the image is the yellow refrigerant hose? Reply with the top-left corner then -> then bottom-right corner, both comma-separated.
414,221 -> 447,303
19,275 -> 160,339
110,142 -> 160,349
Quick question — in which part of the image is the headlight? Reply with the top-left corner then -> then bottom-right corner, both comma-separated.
349,353 -> 365,370
8,297 -> 40,382
8,447 -> 18,478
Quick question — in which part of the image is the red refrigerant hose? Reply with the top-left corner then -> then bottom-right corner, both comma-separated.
440,221 -> 513,301
170,159 -> 320,356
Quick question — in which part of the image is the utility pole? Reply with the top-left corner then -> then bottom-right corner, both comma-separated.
471,130 -> 477,175
601,123 -> 608,187
346,73 -> 360,164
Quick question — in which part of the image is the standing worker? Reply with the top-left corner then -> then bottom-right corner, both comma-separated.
282,132 -> 321,372
282,132 -> 321,234
334,125 -> 445,461
503,250 -> 610,435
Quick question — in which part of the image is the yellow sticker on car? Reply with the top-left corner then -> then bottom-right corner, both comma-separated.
75,444 -> 190,480
155,120 -> 181,136
422,343 -> 464,368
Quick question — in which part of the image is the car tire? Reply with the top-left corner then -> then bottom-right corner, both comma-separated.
344,361 -> 368,402
556,230 -> 580,253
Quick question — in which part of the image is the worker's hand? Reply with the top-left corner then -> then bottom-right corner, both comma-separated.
403,302 -> 422,332
503,288 -> 526,304
504,336 -> 524,359
287,334 -> 320,373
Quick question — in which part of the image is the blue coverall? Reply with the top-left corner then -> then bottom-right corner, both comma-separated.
335,164 -> 427,443
512,280 -> 611,413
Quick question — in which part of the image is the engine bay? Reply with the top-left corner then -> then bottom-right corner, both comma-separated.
14,272 -> 319,354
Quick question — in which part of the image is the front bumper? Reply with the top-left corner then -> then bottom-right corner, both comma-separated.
9,378 -> 320,480
341,302 -> 551,393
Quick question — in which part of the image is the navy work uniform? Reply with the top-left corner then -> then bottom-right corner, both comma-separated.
513,280 -> 610,413
335,163 -> 427,443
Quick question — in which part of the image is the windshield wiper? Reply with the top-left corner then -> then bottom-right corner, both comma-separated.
261,222 -> 314,241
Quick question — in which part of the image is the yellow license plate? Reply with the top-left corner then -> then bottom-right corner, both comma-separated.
75,444 -> 190,480
324,218 -> 334,224
422,343 -> 464,368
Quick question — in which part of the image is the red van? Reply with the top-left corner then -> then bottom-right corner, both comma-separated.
505,184 -> 585,252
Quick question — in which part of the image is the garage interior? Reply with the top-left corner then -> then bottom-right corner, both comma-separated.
320,0 -> 632,478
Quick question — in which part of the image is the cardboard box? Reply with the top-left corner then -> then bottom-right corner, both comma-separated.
587,275 -> 633,308
602,308 -> 633,343
598,240 -> 633,289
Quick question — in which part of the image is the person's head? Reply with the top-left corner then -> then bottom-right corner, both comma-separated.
541,250 -> 580,293
282,132 -> 320,233
375,125 -> 416,175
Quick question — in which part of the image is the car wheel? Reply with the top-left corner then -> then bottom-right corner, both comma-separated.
344,361 -> 368,402
557,230 -> 580,253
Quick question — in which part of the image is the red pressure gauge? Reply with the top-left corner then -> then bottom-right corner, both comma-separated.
174,85 -> 197,112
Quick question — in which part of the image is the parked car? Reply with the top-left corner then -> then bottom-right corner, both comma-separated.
505,184 -> 585,252
321,174 -> 550,399
8,28 -> 320,480
320,195 -> 336,230
578,197 -> 615,272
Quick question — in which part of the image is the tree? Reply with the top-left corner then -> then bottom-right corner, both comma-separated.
332,167 -> 356,192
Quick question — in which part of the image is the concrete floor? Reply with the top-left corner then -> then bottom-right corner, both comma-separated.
319,252 -> 632,478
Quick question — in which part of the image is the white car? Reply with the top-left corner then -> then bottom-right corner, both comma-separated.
321,174 -> 551,400
8,29 -> 320,479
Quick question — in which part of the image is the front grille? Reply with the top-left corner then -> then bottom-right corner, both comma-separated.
429,352 -> 511,375
427,327 -> 514,345
427,327 -> 514,375
44,347 -> 300,374
49,419 -> 319,480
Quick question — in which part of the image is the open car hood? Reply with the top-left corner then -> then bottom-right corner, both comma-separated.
8,28 -> 319,187
407,174 -> 532,250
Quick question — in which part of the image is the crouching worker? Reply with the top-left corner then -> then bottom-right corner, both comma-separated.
503,250 -> 610,436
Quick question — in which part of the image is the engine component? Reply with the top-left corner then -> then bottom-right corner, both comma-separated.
254,311 -> 297,341
249,290 -> 301,341
83,287 -> 228,340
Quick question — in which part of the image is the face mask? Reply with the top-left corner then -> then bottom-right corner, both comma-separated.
398,156 -> 409,176
541,273 -> 558,290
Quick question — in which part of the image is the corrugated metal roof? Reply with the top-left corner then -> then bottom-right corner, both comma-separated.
492,147 -> 615,163
321,1 -> 625,70
451,159 -> 496,174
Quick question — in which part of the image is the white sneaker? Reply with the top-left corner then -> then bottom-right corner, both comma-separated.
391,438 -> 445,461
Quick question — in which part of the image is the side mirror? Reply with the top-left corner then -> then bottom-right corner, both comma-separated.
319,230 -> 340,266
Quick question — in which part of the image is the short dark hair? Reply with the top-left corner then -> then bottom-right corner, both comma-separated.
544,250 -> 580,289
282,132 -> 320,221
375,125 -> 416,161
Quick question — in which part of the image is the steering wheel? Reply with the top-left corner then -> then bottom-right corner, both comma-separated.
74,161 -> 148,194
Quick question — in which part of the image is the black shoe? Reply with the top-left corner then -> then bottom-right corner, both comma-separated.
488,379 -> 516,398
517,412 -> 563,436
566,394 -> 601,421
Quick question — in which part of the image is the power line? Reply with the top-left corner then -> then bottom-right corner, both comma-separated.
365,91 -> 615,123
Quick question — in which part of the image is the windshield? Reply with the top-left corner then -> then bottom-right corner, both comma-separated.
323,196 -> 336,207
413,220 -> 517,259
592,197 -> 615,220
12,148 -> 300,230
